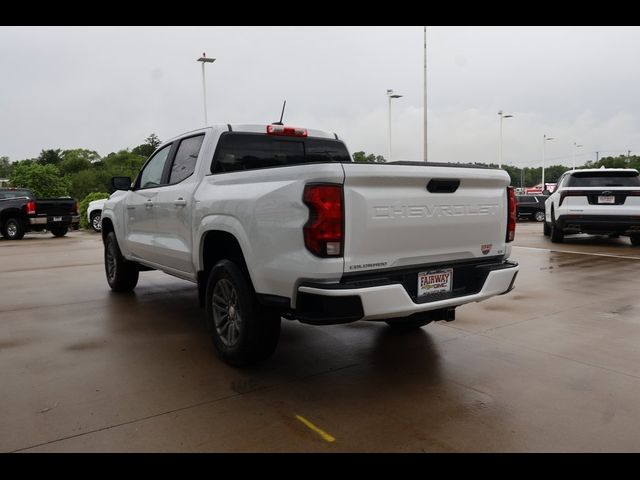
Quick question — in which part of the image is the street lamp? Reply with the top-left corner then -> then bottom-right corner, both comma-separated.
423,26 -> 428,162
498,110 -> 513,168
387,89 -> 403,162
197,52 -> 216,126
542,134 -> 554,192
572,142 -> 583,170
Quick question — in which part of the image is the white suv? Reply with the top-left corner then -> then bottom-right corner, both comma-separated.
544,168 -> 640,245
87,197 -> 107,232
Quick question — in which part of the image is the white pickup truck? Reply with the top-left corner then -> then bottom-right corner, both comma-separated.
102,124 -> 519,366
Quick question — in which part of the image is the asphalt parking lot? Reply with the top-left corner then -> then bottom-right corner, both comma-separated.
2,222 -> 640,452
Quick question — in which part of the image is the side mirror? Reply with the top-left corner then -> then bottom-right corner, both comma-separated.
111,176 -> 132,191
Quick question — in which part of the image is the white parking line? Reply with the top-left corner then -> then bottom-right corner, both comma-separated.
513,245 -> 640,260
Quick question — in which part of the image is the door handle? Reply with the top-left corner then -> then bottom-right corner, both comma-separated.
174,198 -> 187,206
145,199 -> 154,208
126,205 -> 135,210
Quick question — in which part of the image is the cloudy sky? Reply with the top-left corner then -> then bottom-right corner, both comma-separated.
2,26 -> 640,168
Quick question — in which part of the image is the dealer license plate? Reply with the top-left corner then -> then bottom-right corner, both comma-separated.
598,195 -> 615,204
53,216 -> 62,222
417,268 -> 453,297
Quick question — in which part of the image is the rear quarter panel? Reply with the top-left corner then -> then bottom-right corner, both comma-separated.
194,163 -> 346,302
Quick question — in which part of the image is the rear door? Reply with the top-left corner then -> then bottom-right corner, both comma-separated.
153,134 -> 205,274
341,163 -> 511,273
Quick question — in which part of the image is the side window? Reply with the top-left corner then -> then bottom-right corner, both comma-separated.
138,144 -> 172,189
169,135 -> 204,184
558,174 -> 567,188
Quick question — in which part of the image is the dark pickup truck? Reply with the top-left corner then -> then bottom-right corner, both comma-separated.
0,188 -> 79,240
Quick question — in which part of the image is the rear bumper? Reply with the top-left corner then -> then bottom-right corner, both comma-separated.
295,260 -> 519,324
29,215 -> 80,227
556,214 -> 640,233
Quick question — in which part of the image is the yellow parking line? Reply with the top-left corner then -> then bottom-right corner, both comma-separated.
295,415 -> 336,443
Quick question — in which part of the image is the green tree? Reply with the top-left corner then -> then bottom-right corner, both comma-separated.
9,163 -> 71,198
102,150 -> 146,179
68,169 -> 110,200
0,156 -> 12,178
59,149 -> 100,175
131,133 -> 161,158
352,151 -> 386,163
37,149 -> 63,166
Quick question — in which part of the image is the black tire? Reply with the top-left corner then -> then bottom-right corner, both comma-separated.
1,218 -> 25,240
630,236 -> 640,246
90,211 -> 102,232
205,259 -> 281,367
543,221 -> 551,236
550,209 -> 564,243
385,317 -> 432,330
534,211 -> 546,222
104,231 -> 139,292
50,226 -> 68,237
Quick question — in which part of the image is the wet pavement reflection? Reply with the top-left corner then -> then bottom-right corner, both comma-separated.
2,224 -> 640,451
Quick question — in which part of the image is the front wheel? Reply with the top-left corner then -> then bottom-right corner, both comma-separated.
90,211 -> 102,232
205,259 -> 281,367
104,232 -> 139,292
534,211 -> 546,222
50,226 -> 68,237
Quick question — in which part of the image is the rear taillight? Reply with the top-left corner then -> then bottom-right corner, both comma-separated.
559,190 -> 586,206
506,186 -> 517,243
26,200 -> 36,215
303,184 -> 343,257
266,125 -> 308,137
74,201 -> 79,213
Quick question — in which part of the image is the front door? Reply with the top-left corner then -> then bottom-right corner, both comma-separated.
124,144 -> 173,263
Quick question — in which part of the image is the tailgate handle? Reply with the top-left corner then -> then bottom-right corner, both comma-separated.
427,179 -> 460,193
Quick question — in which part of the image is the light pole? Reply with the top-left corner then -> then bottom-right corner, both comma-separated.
197,52 -> 216,126
387,89 -> 403,162
423,26 -> 427,162
572,142 -> 583,170
542,134 -> 554,192
498,110 -> 513,168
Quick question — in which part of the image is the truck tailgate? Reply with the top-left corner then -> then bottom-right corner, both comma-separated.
36,198 -> 76,216
341,163 -> 511,273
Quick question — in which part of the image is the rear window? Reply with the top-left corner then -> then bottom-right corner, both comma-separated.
0,190 -> 34,199
211,133 -> 351,174
568,171 -> 640,187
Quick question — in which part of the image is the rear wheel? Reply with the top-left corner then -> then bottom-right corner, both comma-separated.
534,211 -> 545,222
104,232 -> 139,292
1,218 -> 25,240
50,226 -> 68,237
630,236 -> 640,246
205,259 -> 281,367
550,208 -> 564,243
90,211 -> 102,232
385,317 -> 432,330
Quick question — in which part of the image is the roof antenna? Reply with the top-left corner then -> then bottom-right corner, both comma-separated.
273,100 -> 286,125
